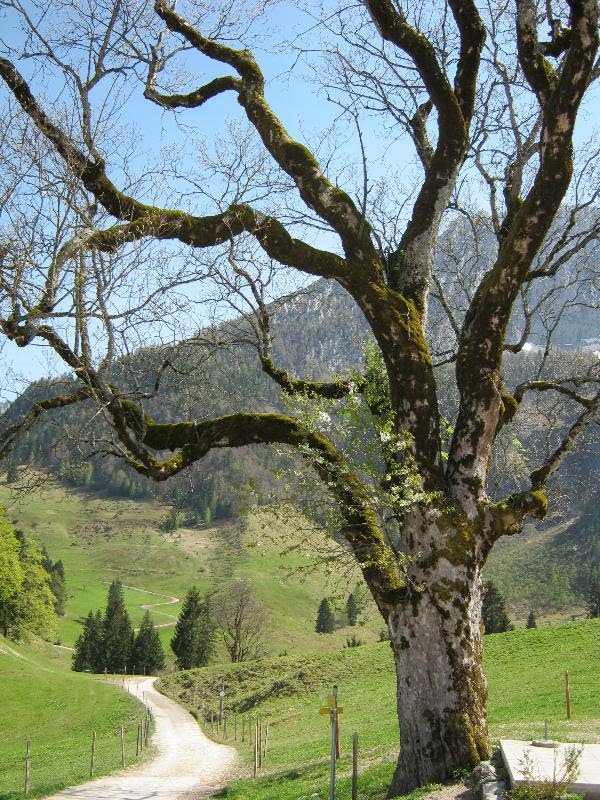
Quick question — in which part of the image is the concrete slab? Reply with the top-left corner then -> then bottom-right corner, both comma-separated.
501,740 -> 600,800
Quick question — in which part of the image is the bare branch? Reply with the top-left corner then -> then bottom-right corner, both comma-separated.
530,389 -> 600,488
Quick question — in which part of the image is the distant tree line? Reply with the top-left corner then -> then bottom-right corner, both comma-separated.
72,580 -> 165,674
0,505 -> 65,641
73,578 -> 269,673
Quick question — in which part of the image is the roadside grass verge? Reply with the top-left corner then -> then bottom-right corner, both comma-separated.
160,619 -> 600,800
0,636 -> 151,800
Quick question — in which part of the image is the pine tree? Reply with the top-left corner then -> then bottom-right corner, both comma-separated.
482,581 -> 513,634
40,548 -> 67,616
587,577 -> 600,619
346,592 -> 359,626
526,610 -> 537,629
103,580 -> 134,672
171,587 -> 214,669
315,598 -> 335,633
90,610 -> 105,670
49,561 -> 67,616
73,610 -> 105,672
132,611 -> 165,675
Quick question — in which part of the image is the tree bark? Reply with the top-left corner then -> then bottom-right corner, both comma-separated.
383,516 -> 490,795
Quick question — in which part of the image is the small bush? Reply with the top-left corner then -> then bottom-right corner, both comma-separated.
344,635 -> 363,648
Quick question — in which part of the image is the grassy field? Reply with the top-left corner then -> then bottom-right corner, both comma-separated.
159,619 -> 600,800
0,636 -> 151,800
0,481 -> 383,657
486,517 -> 588,621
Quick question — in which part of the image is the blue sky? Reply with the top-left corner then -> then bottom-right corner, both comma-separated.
1,2 -> 598,401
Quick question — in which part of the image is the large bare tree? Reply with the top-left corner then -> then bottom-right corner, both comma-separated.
1,0 -> 599,793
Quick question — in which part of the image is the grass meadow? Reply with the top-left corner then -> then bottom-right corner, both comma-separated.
0,637 -> 151,800
160,619 -> 600,800
0,482 -> 384,657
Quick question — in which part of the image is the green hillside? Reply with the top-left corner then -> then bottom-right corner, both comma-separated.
486,504 -> 599,621
1,474 -> 594,675
0,636 -> 150,800
159,620 -> 600,800
0,481 -> 382,658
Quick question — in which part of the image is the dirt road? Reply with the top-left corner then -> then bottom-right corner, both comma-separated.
43,677 -> 238,800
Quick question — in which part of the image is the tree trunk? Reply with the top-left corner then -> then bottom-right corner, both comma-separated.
385,525 -> 490,796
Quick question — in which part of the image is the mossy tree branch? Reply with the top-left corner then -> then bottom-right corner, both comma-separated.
227,256 -> 361,400
144,74 -> 242,108
0,388 -> 92,461
153,0 -> 382,271
513,380 -> 599,409
366,0 -> 485,311
516,0 -> 558,106
448,0 -> 598,504
0,57 -> 348,284
112,403 -> 403,607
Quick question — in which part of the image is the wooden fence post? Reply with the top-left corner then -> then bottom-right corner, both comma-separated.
257,717 -> 262,769
263,720 -> 269,762
253,722 -> 258,777
90,731 -> 96,777
120,725 -> 125,768
352,732 -> 358,800
24,737 -> 30,797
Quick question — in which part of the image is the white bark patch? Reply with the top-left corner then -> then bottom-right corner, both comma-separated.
318,184 -> 360,234
555,113 -> 571,134
513,236 -> 533,256
576,15 -> 594,49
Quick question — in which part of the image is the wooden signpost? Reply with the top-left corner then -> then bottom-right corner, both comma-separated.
319,686 -> 343,800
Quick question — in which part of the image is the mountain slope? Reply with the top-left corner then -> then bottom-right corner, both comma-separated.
0,481 -> 383,654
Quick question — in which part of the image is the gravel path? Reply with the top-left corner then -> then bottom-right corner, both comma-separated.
111,583 -> 181,629
42,677 -> 238,800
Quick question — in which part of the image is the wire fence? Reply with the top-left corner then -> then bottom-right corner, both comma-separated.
0,682 -> 153,799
